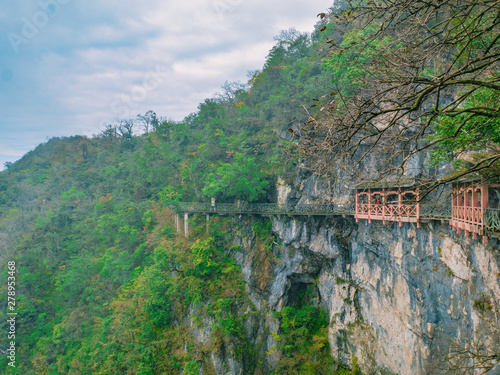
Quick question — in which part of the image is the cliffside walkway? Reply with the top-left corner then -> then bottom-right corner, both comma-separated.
171,201 -> 451,220
170,199 -> 499,243
170,201 -> 453,238
173,202 -> 355,216
449,181 -> 500,244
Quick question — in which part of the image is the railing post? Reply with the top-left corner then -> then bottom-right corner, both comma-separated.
398,189 -> 402,227
481,183 -> 489,244
184,212 -> 189,238
382,188 -> 387,225
175,213 -> 180,233
416,188 -> 420,228
355,190 -> 359,222
368,189 -> 371,224
465,187 -> 471,237
472,187 -> 478,239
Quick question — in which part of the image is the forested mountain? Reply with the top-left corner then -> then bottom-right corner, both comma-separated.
0,15 -> 339,375
1,1 -> 500,374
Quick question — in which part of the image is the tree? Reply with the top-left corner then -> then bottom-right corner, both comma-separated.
137,110 -> 159,134
155,118 -> 176,140
202,153 -> 270,202
118,119 -> 134,138
296,0 -> 500,193
117,119 -> 135,149
100,124 -> 118,141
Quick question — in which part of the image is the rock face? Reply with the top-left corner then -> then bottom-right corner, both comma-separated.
273,216 -> 500,373
213,174 -> 500,375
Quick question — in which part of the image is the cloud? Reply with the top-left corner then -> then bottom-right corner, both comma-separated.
0,0 -> 334,169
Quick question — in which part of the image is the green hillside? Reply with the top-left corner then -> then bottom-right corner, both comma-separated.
0,16 -> 342,375
1,1 -> 500,373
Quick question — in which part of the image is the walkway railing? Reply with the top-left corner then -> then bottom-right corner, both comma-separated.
484,208 -> 500,232
357,203 -> 418,218
452,206 -> 483,226
170,201 -> 454,221
170,202 -> 356,216
170,201 -> 498,243
420,203 -> 452,220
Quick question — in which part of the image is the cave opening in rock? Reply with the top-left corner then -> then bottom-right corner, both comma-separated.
285,281 -> 319,308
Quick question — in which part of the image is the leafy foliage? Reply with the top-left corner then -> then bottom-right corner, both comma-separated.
0,11 -> 369,374
430,85 -> 500,174
271,288 -> 334,375
295,0 -> 500,191
203,152 -> 270,202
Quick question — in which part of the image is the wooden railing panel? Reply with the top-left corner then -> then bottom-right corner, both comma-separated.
452,206 -> 483,225
357,204 -> 418,217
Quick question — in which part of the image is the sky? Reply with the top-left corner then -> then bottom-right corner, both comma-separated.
0,0 -> 333,169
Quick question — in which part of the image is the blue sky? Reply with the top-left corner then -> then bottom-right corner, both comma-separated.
0,0 -> 333,169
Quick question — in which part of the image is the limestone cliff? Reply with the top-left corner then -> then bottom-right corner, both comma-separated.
190,172 -> 500,375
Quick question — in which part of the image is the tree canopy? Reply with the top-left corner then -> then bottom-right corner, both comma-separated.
0,21 -> 338,373
296,0 -> 500,191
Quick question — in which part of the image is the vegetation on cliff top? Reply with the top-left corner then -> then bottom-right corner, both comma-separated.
295,0 -> 500,191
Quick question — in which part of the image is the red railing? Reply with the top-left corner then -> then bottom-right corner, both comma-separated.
452,206 -> 483,225
356,204 -> 418,218
355,181 -> 493,244
358,203 -> 370,215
